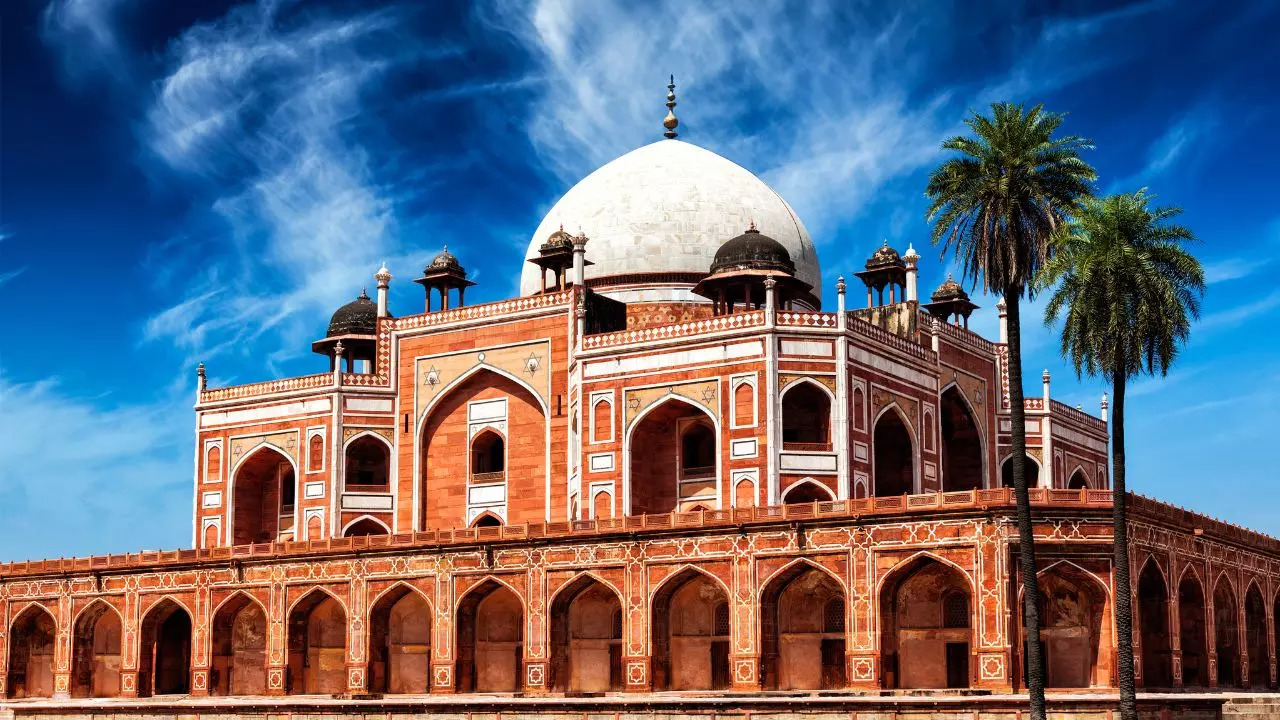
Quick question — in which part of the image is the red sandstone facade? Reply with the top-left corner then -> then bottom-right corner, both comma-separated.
2,132 -> 1276,706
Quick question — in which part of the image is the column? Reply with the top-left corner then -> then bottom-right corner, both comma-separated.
624,561 -> 651,691
53,595 -> 71,699
1169,554 -> 1184,688
346,577 -> 368,695
523,565 -> 548,694
730,552 -> 760,690
265,582 -> 287,695
432,572 -> 455,693
189,581 -> 211,696
119,589 -> 140,697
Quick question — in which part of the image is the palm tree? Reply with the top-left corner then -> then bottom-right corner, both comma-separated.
926,102 -> 1094,718
1039,190 -> 1204,720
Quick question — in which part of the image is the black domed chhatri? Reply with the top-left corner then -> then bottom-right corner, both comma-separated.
426,246 -> 464,274
864,240 -> 905,270
930,275 -> 970,302
327,290 -> 378,337
710,225 -> 796,276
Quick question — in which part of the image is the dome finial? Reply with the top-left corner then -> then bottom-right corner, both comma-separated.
663,75 -> 679,139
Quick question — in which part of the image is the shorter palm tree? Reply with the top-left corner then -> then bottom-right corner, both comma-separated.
1039,190 -> 1204,720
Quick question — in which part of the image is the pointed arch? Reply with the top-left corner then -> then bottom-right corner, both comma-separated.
780,478 -> 836,504
1023,561 -> 1112,688
455,578 -> 525,693
368,582 -> 433,694
1001,453 -> 1042,489
878,553 -> 974,689
1066,464 -> 1090,490
938,383 -> 985,491
211,592 -> 268,696
71,600 -> 122,698
417,365 -> 548,531
548,573 -> 625,692
469,512 -> 503,528
343,431 -> 391,490
759,557 -> 846,690
341,514 -> 391,537
230,443 -> 299,545
650,566 -> 731,691
872,403 -> 916,496
287,588 -> 348,695
1137,557 -> 1172,688
469,427 -> 506,477
780,377 -> 834,450
1178,567 -> 1209,687
138,597 -> 192,697
1245,580 -> 1268,688
625,395 -> 721,515
7,604 -> 57,698
1213,574 -> 1240,688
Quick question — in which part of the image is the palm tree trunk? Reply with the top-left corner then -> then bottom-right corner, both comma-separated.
1005,292 -> 1046,719
1112,374 -> 1135,719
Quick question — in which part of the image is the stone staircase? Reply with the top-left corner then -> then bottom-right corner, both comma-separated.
1223,696 -> 1280,718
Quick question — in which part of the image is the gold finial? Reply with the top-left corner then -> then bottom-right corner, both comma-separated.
663,75 -> 679,139
748,217 -> 757,232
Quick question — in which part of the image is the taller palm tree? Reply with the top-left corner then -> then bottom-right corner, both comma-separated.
926,102 -> 1094,718
1039,190 -> 1204,720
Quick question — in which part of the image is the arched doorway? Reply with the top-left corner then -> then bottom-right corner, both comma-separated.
287,591 -> 347,695
1032,565 -> 1110,688
652,569 -> 730,691
1214,578 -> 1239,688
419,370 -> 546,529
71,602 -> 122,698
7,606 -> 56,698
368,586 -> 431,694
138,599 -> 192,697
1179,572 -> 1208,687
629,399 -> 718,515
1137,561 -> 1171,687
761,564 -> 846,690
345,434 -> 390,490
211,594 -> 267,696
549,576 -> 623,692
781,481 -> 834,505
232,446 -> 296,545
1001,455 -> 1041,489
873,409 -> 914,496
939,387 -> 983,491
1067,469 -> 1088,490
879,557 -> 972,689
456,580 -> 524,693
781,382 -> 831,450
343,518 -> 390,537
1245,583 -> 1268,688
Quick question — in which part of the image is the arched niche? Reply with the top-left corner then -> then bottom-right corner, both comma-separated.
1137,561 -> 1171,688
628,398 -> 718,515
7,606 -> 56,698
456,580 -> 524,693
368,586 -> 431,694
419,369 -> 545,530
1178,571 -> 1208,687
549,576 -> 624,693
287,591 -> 347,695
873,408 -> 915,497
71,602 -> 122,698
879,557 -> 972,689
232,445 -> 296,545
781,480 -> 834,504
211,594 -> 267,696
345,434 -> 390,490
760,563 -> 846,690
1214,577 -> 1239,688
939,386 -> 983,491
1245,582 -> 1268,688
651,569 -> 730,691
1001,454 -> 1041,489
1067,468 -> 1089,490
1029,564 -> 1111,688
781,381 -> 832,450
343,516 -> 390,537
138,599 -> 192,697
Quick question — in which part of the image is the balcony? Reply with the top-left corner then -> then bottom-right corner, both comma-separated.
471,470 -> 507,484
782,441 -> 833,453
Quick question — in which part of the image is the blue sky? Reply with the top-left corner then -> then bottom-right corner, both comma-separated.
2,0 -> 1278,559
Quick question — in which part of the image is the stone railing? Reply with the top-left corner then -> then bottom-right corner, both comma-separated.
0,488 -> 1131,578
924,310 -> 997,356
776,311 -> 838,328
199,373 -> 332,404
847,314 -> 933,361
341,372 -> 391,388
1025,398 -> 1045,411
1051,399 -> 1107,432
582,311 -> 765,350
390,290 -> 571,333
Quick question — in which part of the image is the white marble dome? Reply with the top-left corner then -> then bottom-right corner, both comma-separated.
520,139 -> 821,304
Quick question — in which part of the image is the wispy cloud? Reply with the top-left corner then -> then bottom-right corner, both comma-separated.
1203,255 -> 1267,284
1199,289 -> 1280,331
40,0 -> 133,83
0,371 -> 190,558
1107,106 -> 1218,193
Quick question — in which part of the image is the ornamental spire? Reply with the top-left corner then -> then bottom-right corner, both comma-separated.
663,75 -> 679,139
